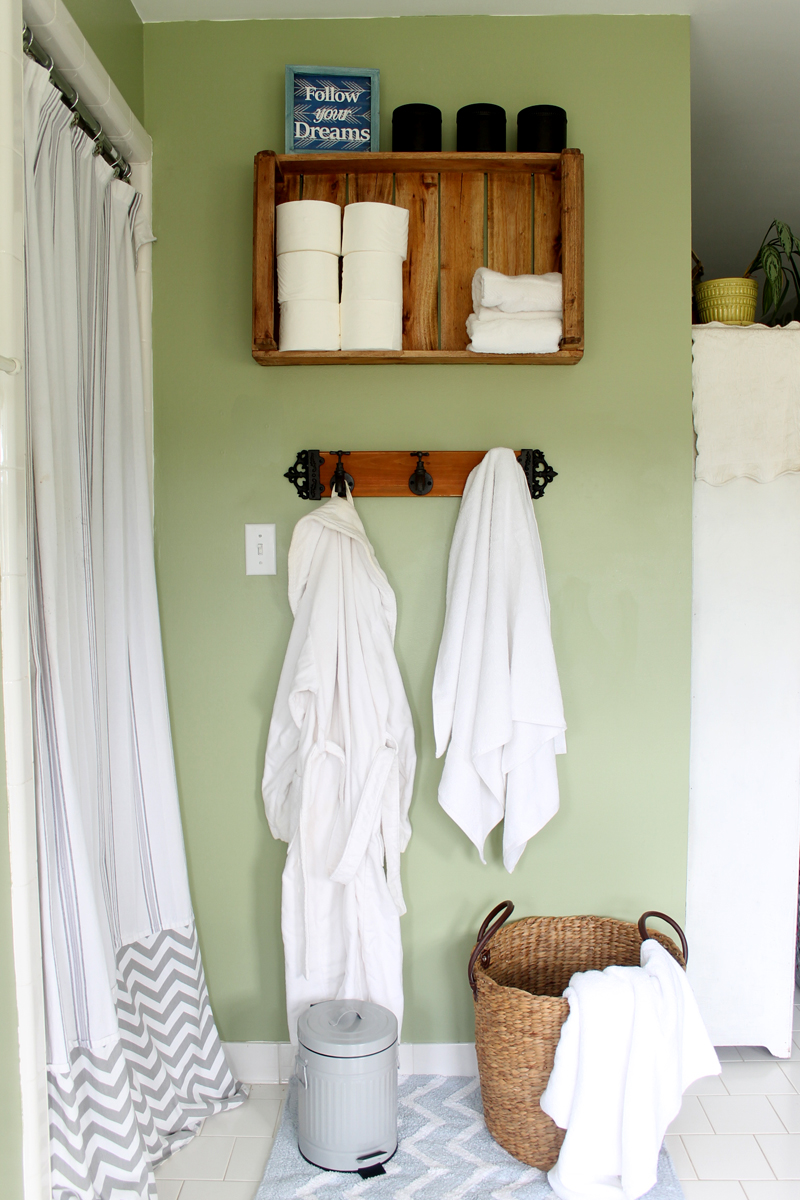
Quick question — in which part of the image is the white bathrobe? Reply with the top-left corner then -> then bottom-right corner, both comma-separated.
540,941 -> 721,1200
432,447 -> 566,872
262,491 -> 416,1041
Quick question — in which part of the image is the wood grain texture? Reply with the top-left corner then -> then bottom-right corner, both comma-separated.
534,173 -> 562,275
300,173 -> 346,205
275,173 -> 300,204
488,173 -> 533,275
253,348 -> 583,365
440,172 -> 484,350
560,150 -> 584,346
279,151 -> 561,175
252,152 -> 277,351
395,172 -> 439,351
254,149 -> 583,366
348,173 -> 393,203
308,451 -> 534,497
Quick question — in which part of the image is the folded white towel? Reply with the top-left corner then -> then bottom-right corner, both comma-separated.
472,267 -> 562,314
540,940 -> 721,1200
467,314 -> 562,355
472,305 -> 559,323
693,322 -> 800,484
432,448 -> 566,873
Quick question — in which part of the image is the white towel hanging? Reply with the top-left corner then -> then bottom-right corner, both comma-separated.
432,447 -> 566,872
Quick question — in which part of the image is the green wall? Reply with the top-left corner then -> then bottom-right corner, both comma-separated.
144,14 -> 693,1043
67,0 -> 144,123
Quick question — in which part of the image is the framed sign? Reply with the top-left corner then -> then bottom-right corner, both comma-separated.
285,65 -> 380,153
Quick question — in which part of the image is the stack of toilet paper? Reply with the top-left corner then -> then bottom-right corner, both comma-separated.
340,203 -> 409,351
276,200 -> 341,350
466,268 -> 563,354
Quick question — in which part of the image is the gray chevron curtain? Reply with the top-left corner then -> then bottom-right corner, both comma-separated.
23,58 -> 243,1200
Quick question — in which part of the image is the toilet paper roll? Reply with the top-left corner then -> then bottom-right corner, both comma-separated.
279,300 -> 340,351
277,251 -> 340,302
276,200 -> 342,255
340,299 -> 403,351
341,252 -> 404,303
342,203 -> 409,259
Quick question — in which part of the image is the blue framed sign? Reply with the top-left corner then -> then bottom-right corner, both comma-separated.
285,65 -> 379,153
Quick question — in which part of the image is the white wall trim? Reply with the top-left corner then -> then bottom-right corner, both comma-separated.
222,1042 -> 479,1084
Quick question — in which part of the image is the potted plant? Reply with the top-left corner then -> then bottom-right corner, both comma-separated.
746,221 -> 800,325
695,221 -> 800,327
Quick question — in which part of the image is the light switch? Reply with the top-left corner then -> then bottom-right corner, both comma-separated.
245,524 -> 276,575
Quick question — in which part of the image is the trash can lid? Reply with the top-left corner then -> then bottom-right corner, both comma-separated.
298,999 -> 398,1058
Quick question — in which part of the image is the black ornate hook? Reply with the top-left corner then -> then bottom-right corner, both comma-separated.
517,449 -> 557,500
284,449 -> 325,500
408,452 -> 433,496
329,451 -> 354,498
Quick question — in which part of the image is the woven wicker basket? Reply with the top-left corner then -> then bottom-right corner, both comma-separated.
468,902 -> 688,1171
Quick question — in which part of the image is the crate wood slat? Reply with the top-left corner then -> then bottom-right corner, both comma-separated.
488,172 -> 533,276
276,173 -> 301,205
560,149 -> 584,345
440,172 -> 484,350
253,152 -> 278,351
254,348 -> 582,365
301,173 -> 346,205
281,151 -> 562,175
252,150 -> 584,364
534,173 -> 562,274
348,173 -> 393,203
395,172 -> 439,351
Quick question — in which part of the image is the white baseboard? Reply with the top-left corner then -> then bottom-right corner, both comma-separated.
222,1041 -> 478,1084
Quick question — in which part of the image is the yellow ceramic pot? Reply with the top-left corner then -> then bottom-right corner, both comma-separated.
695,277 -> 759,326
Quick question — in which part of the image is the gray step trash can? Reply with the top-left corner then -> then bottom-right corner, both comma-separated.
296,999 -> 398,1173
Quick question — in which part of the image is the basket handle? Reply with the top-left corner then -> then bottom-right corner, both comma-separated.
468,901 -> 515,999
638,910 -> 689,966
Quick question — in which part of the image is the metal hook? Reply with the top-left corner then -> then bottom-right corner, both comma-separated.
329,451 -> 354,497
408,452 -> 433,496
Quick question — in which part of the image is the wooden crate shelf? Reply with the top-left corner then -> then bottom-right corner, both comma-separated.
252,150 -> 584,366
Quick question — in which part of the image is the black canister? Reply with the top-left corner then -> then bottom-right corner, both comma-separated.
456,104 -> 506,152
392,104 -> 442,152
517,105 -> 567,153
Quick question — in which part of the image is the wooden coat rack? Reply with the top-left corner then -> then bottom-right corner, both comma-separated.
284,449 -> 557,501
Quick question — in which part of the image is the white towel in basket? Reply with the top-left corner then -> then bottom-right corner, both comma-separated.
540,940 -> 720,1200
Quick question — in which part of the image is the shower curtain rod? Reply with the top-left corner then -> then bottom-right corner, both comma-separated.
22,25 -> 132,182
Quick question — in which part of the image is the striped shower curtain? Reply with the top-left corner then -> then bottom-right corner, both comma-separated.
23,58 -> 243,1199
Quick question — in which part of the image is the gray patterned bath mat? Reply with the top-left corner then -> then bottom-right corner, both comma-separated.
257,1074 -> 684,1199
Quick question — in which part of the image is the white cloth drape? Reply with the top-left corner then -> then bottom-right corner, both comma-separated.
262,490 -> 416,1041
692,321 -> 800,484
24,58 -> 242,1200
540,941 -> 720,1200
432,448 -> 566,872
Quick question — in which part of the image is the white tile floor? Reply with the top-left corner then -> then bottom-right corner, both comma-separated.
154,1084 -> 285,1200
155,1000 -> 800,1199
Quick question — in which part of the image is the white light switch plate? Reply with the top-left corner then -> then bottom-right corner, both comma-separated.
245,524 -> 276,575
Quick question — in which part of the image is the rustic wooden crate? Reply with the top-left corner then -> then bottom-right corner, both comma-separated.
252,150 -> 583,365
